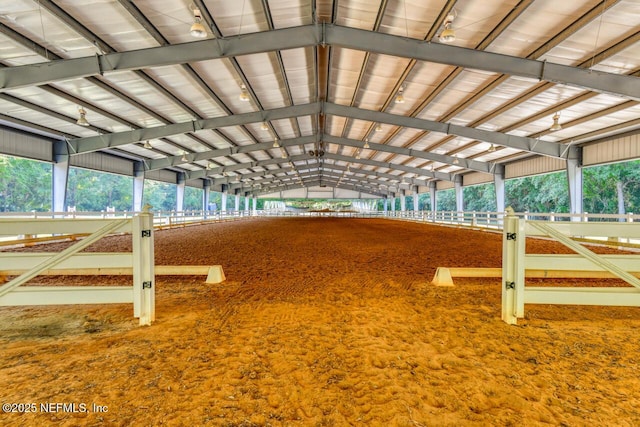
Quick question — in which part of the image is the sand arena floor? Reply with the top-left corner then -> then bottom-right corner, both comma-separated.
1,217 -> 639,426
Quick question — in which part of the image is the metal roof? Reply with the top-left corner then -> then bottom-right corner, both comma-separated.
0,0 -> 638,197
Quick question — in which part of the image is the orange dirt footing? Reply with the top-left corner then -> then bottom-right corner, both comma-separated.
1,217 -> 639,426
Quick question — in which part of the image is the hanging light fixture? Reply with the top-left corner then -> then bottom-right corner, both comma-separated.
280,147 -> 287,159
355,149 -> 361,160
273,137 -> 280,148
375,123 -> 383,132
76,107 -> 90,127
143,140 -> 153,149
190,8 -> 207,38
549,112 -> 562,131
181,151 -> 188,162
261,122 -> 269,131
395,85 -> 405,104
206,162 -> 214,170
452,155 -> 460,165
363,138 -> 370,149
439,12 -> 456,43
487,144 -> 497,153
239,83 -> 250,102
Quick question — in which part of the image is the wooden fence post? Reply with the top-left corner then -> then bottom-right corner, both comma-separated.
502,207 -> 525,324
132,205 -> 155,325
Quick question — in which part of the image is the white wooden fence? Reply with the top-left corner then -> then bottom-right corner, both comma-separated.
0,208 -> 155,325
502,208 -> 640,324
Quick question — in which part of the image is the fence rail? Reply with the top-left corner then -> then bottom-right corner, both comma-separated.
0,209 -> 155,325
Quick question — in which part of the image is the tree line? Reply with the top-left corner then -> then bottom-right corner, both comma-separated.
1,155 -> 638,214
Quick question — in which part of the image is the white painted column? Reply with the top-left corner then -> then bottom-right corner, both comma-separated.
429,182 -> 437,214
245,196 -> 250,212
454,176 -> 464,212
413,188 -> 419,211
176,173 -> 185,212
221,184 -> 228,213
566,157 -> 583,220
133,162 -> 145,212
391,197 -> 396,212
234,194 -> 240,212
252,196 -> 257,213
383,198 -> 388,213
203,179 -> 211,218
52,152 -> 70,214
400,194 -> 406,212
494,168 -> 506,213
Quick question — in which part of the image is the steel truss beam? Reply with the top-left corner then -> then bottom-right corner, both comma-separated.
188,152 -> 453,185
144,135 -> 319,171
322,134 -> 503,174
323,104 -> 576,160
72,101 -> 569,166
260,178 -> 384,198
69,103 -> 321,154
1,25 -> 637,101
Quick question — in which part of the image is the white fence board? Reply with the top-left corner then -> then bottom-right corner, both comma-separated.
0,253 -> 132,270
0,218 -> 132,236
0,286 -> 133,306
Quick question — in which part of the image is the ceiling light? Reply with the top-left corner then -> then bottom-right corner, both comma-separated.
355,149 -> 361,160
206,162 -> 213,170
375,123 -> 383,132
363,138 -> 370,149
190,8 -> 207,38
273,137 -> 280,148
181,151 -> 188,162
280,148 -> 287,159
452,155 -> 459,165
487,144 -> 496,153
439,13 -> 456,43
261,122 -> 269,131
76,107 -> 90,127
239,83 -> 250,102
550,112 -> 562,131
143,140 -> 152,149
395,86 -> 405,104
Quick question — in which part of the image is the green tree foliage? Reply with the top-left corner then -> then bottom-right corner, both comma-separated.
143,180 -> 176,211
0,155 -> 51,212
464,183 -> 497,212
583,160 -> 640,214
67,168 -> 132,211
417,193 -> 431,211
436,189 -> 456,211
184,186 -> 203,210
505,172 -> 569,213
